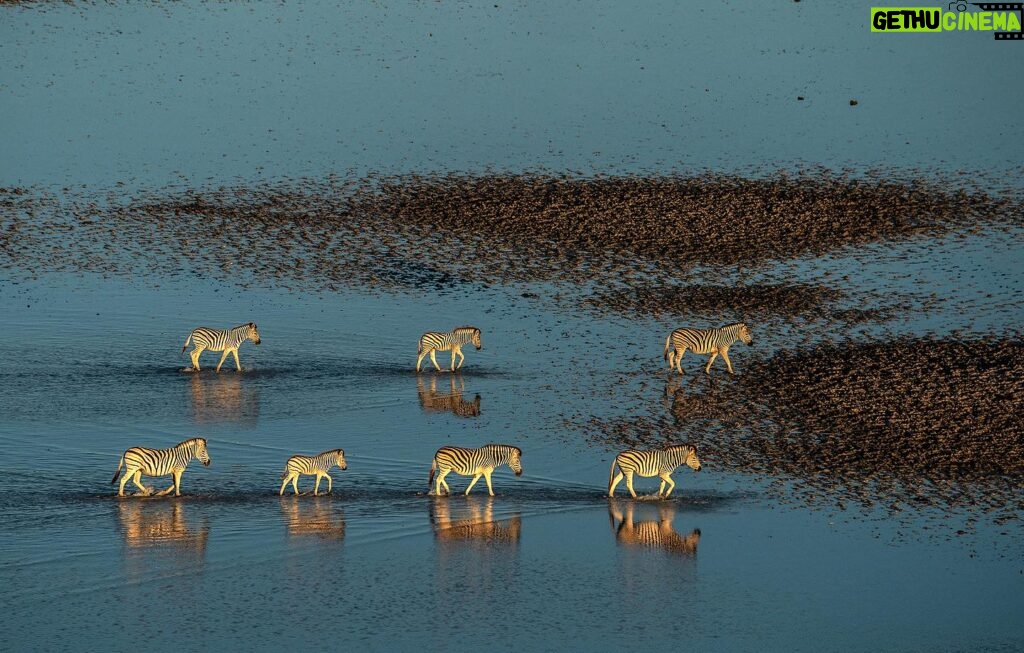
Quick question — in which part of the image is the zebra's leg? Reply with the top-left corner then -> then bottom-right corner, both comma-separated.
429,350 -> 442,371
118,470 -> 131,497
450,348 -> 458,372
231,349 -> 242,372
704,351 -> 719,374
190,347 -> 204,371
483,469 -> 495,497
659,473 -> 676,498
326,473 -> 333,494
721,348 -> 735,374
658,480 -> 667,496
435,469 -> 450,496
454,347 -> 466,370
313,473 -> 322,496
608,471 -> 625,497
465,473 -> 483,495
291,474 -> 301,496
416,350 -> 429,372
131,470 -> 151,496
215,349 -> 231,373
625,471 -> 638,499
675,348 -> 687,374
279,474 -> 292,496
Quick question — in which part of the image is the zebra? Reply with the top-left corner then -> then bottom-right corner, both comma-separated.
428,444 -> 522,496
111,437 -> 211,497
279,449 -> 348,496
664,322 -> 753,375
181,322 -> 262,372
416,326 -> 482,372
608,501 -> 700,556
608,443 -> 702,498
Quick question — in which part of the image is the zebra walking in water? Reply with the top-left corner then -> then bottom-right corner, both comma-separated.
608,443 -> 701,498
111,437 -> 211,497
279,449 -> 348,496
182,322 -> 262,372
416,326 -> 482,372
428,444 -> 522,496
664,322 -> 753,375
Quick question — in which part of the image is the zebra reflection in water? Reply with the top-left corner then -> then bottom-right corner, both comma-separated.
608,500 -> 700,557
417,374 -> 481,418
429,496 -> 521,546
280,496 -> 346,541
117,500 -> 209,553
188,373 -> 260,426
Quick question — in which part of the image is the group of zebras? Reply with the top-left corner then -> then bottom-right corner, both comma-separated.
111,321 -> 754,499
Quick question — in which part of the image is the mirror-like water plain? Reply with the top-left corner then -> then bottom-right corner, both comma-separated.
2,2 -> 1023,652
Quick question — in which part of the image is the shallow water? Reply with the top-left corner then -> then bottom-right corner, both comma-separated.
2,1 -> 1023,651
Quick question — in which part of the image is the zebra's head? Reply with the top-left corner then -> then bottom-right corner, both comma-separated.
508,446 -> 522,476
471,328 -> 482,350
193,438 -> 211,467
685,446 -> 702,472
334,449 -> 348,471
738,323 -> 753,346
247,322 -> 262,345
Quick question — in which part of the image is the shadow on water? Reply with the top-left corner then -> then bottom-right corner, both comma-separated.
416,373 -> 481,418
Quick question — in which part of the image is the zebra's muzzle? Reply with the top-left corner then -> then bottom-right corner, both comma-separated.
515,470 -> 522,476
203,460 -> 211,467
695,465 -> 702,472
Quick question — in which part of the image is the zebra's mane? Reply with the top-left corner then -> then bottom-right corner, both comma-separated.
664,442 -> 696,452
721,322 -> 746,329
484,443 -> 520,454
179,437 -> 207,447
453,325 -> 480,333
232,322 -> 256,330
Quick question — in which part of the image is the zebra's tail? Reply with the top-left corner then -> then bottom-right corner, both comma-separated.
608,457 -> 618,494
110,455 -> 124,485
428,458 -> 436,492
181,331 -> 193,355
663,334 -> 672,360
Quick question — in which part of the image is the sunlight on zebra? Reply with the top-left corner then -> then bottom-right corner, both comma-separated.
428,443 -> 522,496
279,449 -> 347,496
181,322 -> 262,372
111,437 -> 211,497
664,322 -> 753,375
608,443 -> 701,498
416,326 -> 482,372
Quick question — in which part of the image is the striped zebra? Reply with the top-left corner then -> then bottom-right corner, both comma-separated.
279,449 -> 348,496
416,326 -> 482,372
181,322 -> 262,372
111,437 -> 211,497
428,444 -> 522,496
664,322 -> 753,375
608,443 -> 702,498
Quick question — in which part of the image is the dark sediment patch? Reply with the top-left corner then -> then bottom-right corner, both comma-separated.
1,171 -> 1020,291
579,337 -> 1024,518
581,283 -> 896,324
